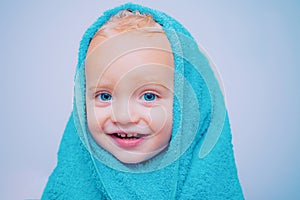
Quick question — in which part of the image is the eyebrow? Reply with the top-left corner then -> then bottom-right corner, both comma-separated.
87,77 -> 115,92
88,84 -> 112,93
138,82 -> 173,91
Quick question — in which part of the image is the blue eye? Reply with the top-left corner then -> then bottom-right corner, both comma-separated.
97,93 -> 112,101
143,93 -> 156,101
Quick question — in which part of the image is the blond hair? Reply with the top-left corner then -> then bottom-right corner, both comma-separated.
95,9 -> 164,38
87,10 -> 165,55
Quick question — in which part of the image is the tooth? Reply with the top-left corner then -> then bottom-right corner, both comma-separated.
133,133 -> 137,137
121,133 -> 126,137
127,133 -> 133,137
117,133 -> 121,137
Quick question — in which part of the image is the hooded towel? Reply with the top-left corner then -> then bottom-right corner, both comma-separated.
42,3 -> 244,200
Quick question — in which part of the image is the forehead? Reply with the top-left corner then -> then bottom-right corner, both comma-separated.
86,30 -> 172,64
85,30 -> 174,85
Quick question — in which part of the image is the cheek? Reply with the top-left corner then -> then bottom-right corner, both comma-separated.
148,104 -> 173,134
86,104 -> 110,134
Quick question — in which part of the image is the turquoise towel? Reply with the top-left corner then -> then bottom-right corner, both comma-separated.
42,3 -> 244,199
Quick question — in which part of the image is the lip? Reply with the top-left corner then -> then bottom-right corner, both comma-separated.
109,134 -> 146,148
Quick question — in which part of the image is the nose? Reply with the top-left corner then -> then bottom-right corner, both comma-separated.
111,98 -> 138,124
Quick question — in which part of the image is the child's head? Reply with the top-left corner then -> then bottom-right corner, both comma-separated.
85,10 -> 174,164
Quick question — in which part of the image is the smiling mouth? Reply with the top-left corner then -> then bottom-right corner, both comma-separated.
111,132 -> 145,139
109,132 -> 146,148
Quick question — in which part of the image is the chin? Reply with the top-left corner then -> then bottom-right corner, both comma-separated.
115,153 -> 151,164
114,147 -> 167,164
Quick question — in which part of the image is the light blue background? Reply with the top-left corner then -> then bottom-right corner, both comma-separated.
1,0 -> 299,199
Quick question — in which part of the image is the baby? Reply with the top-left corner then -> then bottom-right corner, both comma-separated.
42,3 -> 244,199
85,10 -> 174,164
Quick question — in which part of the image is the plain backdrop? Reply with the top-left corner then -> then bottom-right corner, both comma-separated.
1,0 -> 299,199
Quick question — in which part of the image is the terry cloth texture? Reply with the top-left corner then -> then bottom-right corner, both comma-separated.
42,3 -> 244,200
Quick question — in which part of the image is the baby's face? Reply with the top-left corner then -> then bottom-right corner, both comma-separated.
85,31 -> 174,163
